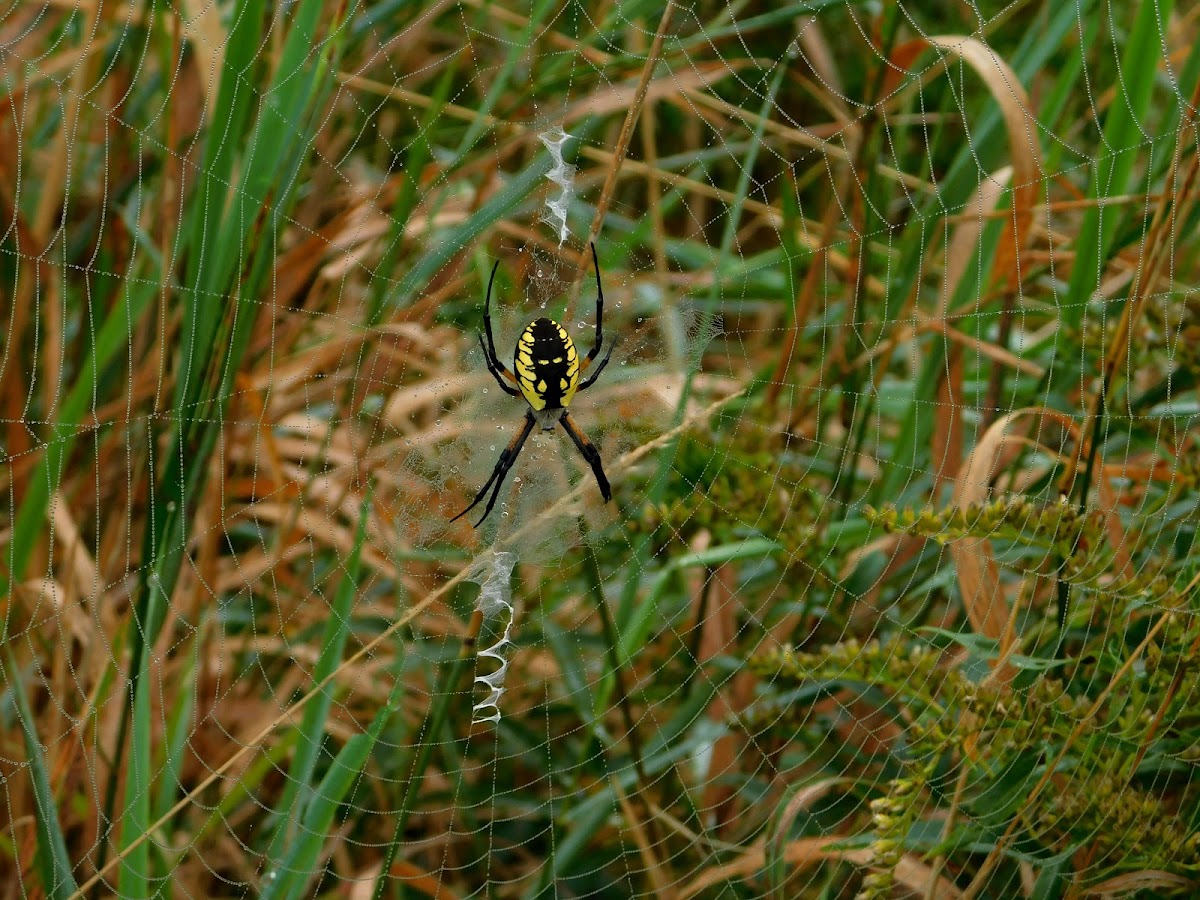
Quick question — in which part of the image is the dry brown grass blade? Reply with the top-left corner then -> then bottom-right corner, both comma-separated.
889,35 -> 1042,259
355,859 -> 463,899
952,408 -> 1080,670
570,1 -> 676,319
1083,870 -> 1198,896
768,778 -> 845,863
932,169 -> 1014,495
69,389 -> 745,899
1093,470 -> 1133,582
30,4 -> 115,421
951,417 -> 1018,648
177,0 -> 227,113
570,59 -> 751,123
635,18 -> 669,280
47,502 -> 102,680
678,834 -> 964,899
230,501 -> 397,580
697,563 -> 753,834
678,836 -> 838,899
794,17 -> 849,122
929,39 -> 1041,273
911,309 -> 1045,378
891,36 -> 1044,440
612,780 -> 676,900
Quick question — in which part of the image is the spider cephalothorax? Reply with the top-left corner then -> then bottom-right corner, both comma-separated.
452,243 -> 614,527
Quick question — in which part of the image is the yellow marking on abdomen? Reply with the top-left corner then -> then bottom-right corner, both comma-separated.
520,382 -> 547,409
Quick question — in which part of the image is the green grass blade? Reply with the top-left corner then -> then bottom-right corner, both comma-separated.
111,0 -> 355,873
3,650 -> 79,899
0,271 -> 156,605
119,652 -> 154,899
370,614 -> 479,900
453,0 -> 557,159
136,0 -> 353,708
536,795 -> 613,897
367,63 -> 457,325
382,116 -> 599,314
177,0 -> 267,404
263,682 -> 403,900
1060,0 -> 1173,334
266,492 -> 372,863
152,612 -> 204,823
385,156 -> 556,313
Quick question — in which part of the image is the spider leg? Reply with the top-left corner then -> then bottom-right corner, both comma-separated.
479,334 -> 522,396
559,411 -> 612,502
580,242 -> 605,371
481,259 -> 519,386
577,334 -> 615,392
451,411 -> 537,527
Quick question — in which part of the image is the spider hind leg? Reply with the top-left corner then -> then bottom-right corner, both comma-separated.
451,410 -> 537,527
560,411 -> 612,502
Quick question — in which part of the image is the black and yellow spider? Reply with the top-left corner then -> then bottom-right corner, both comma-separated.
452,243 -> 615,527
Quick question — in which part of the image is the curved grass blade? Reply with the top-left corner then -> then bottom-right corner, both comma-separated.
3,649 -> 80,900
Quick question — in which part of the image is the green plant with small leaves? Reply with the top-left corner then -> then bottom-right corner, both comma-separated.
743,592 -> 1200,895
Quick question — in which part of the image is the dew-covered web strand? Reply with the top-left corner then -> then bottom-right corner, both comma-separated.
12,2 -> 1199,898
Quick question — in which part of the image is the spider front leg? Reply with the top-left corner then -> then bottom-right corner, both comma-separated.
479,334 -> 521,397
481,258 -> 520,394
451,410 -> 537,527
577,336 -> 615,392
580,242 -> 605,372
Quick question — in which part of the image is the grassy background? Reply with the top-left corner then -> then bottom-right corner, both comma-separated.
2,1 -> 1200,897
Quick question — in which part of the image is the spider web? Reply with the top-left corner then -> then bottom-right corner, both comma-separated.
2,1 -> 1199,898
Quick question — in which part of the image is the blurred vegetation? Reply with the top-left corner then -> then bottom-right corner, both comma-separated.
1,1 -> 1199,898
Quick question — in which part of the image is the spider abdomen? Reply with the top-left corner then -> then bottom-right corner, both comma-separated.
515,317 -> 580,411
